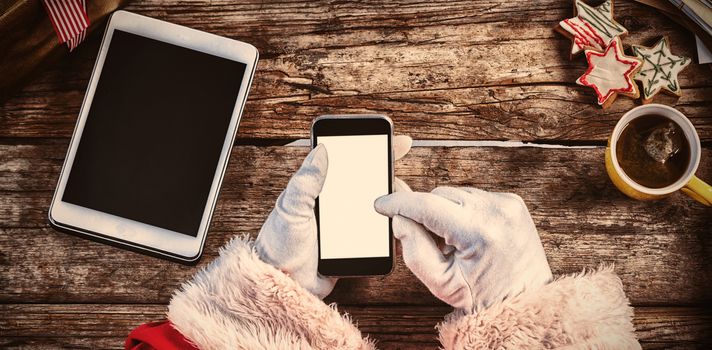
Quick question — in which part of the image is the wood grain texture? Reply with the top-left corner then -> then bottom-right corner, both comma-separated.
2,1 -> 712,347
0,304 -> 710,349
1,0 -> 711,141
1,144 -> 710,305
0,0 -> 130,99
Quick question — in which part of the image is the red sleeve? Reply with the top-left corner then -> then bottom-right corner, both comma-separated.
125,320 -> 199,350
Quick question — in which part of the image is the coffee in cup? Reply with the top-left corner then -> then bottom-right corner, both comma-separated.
615,114 -> 690,188
605,104 -> 711,205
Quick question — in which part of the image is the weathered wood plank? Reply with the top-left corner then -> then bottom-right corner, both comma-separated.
1,144 -> 710,305
3,1 -> 710,347
0,304 -> 709,349
2,0 -> 711,141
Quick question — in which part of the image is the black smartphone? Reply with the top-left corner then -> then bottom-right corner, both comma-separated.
312,115 -> 394,277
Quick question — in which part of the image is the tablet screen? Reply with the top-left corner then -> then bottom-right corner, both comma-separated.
62,29 -> 247,236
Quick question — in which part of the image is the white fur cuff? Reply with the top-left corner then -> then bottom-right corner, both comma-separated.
437,266 -> 641,349
167,236 -> 373,350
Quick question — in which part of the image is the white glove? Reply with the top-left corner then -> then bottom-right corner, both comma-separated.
375,187 -> 553,312
256,135 -> 413,299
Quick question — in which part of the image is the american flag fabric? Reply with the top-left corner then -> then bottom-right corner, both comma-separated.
42,0 -> 90,51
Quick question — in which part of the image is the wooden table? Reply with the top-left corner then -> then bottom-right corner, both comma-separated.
1,1 -> 711,348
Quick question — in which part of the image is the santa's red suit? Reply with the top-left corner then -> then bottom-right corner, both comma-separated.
125,237 -> 639,349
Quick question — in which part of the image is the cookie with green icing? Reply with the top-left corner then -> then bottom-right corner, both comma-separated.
631,37 -> 691,104
557,0 -> 628,58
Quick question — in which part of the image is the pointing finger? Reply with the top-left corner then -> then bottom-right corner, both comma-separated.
375,192 -> 470,250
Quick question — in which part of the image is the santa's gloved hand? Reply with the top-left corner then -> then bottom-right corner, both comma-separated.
375,187 -> 552,312
256,135 -> 413,299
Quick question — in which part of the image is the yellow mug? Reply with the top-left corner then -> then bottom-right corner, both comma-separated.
605,104 -> 711,206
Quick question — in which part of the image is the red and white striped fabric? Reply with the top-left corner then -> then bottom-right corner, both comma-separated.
42,0 -> 90,51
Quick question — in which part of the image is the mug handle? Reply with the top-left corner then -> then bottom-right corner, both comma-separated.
681,176 -> 712,206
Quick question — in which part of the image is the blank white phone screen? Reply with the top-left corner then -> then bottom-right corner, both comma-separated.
317,134 -> 390,259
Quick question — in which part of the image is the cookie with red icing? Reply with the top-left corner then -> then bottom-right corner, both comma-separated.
576,38 -> 642,108
557,0 -> 628,58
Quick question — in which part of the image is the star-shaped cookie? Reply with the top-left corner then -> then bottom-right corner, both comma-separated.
557,0 -> 628,58
631,37 -> 691,104
576,38 -> 642,108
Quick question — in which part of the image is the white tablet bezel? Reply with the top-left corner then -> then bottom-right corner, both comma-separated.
49,10 -> 258,263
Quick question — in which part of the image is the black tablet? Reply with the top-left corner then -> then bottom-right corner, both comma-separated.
49,11 -> 258,263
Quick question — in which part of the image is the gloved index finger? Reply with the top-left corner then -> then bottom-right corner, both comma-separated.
393,135 -> 412,161
375,191 -> 470,250
394,177 -> 412,193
